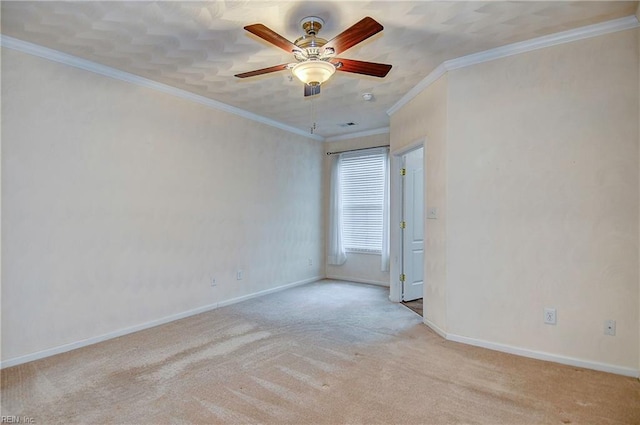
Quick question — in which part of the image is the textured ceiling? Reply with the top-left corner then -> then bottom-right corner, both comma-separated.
2,1 -> 637,138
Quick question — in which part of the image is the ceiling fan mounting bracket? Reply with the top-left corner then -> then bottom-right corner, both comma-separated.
300,16 -> 324,36
295,17 -> 328,51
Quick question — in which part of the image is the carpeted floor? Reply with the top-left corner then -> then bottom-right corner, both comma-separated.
2,280 -> 639,424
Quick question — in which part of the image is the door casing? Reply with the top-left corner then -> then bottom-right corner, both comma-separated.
389,138 -> 426,304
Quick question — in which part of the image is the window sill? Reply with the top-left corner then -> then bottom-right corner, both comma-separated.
345,250 -> 382,256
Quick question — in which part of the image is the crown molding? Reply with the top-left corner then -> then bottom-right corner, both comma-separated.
445,15 -> 639,71
3,13 -> 637,139
0,35 -> 325,142
386,64 -> 447,116
387,15 -> 639,116
324,127 -> 390,143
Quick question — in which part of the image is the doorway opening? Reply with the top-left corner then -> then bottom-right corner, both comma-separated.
390,142 -> 425,316
400,146 -> 424,302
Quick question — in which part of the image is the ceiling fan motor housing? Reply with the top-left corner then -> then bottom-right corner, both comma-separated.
295,16 -> 329,53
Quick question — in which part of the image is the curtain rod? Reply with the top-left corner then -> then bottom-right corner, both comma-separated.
326,144 -> 390,156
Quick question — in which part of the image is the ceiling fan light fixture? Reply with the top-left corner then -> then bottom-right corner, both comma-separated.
291,60 -> 336,86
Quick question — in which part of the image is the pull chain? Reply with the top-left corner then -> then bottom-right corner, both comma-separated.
310,95 -> 317,134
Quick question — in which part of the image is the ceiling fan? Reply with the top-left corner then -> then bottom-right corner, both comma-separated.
235,16 -> 392,97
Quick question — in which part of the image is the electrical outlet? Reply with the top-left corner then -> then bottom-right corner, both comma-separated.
236,270 -> 243,280
211,278 -> 217,287
604,320 -> 616,336
308,258 -> 313,266
544,308 -> 557,325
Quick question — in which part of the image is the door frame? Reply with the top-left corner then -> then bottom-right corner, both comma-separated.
389,138 -> 426,303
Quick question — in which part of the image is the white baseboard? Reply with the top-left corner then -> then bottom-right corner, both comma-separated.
0,276 -> 322,369
423,318 -> 447,339
325,275 -> 390,287
217,276 -> 322,308
446,333 -> 639,378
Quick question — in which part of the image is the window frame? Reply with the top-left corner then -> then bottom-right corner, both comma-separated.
338,149 -> 388,255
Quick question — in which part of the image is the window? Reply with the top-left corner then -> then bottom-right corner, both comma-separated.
339,150 -> 387,253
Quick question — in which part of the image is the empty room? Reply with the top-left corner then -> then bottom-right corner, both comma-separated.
1,1 -> 640,424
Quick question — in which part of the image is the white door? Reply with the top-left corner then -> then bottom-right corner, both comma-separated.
402,147 -> 424,302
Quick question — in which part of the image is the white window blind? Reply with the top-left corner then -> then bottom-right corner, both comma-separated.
340,151 -> 386,253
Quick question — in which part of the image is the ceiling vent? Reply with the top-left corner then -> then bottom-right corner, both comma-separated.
338,122 -> 358,128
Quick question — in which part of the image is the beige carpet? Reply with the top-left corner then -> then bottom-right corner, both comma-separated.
2,280 -> 639,424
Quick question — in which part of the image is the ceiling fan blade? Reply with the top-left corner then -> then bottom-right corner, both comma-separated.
235,63 -> 289,78
333,58 -> 392,78
324,17 -> 383,55
244,24 -> 298,53
304,84 -> 321,97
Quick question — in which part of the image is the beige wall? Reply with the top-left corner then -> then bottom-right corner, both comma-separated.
391,29 -> 639,372
390,75 -> 448,329
447,29 -> 638,369
324,133 -> 390,286
1,49 -> 324,362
